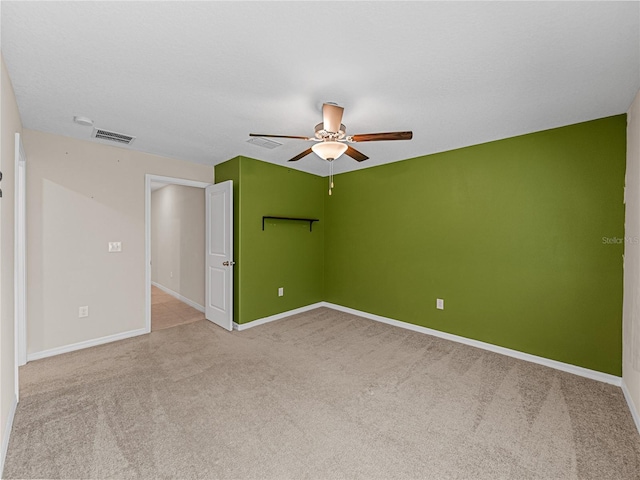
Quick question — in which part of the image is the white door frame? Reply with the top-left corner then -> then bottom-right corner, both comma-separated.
144,174 -> 211,333
14,133 -> 27,398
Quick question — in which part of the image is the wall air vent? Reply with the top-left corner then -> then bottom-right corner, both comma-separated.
246,137 -> 282,149
92,128 -> 136,145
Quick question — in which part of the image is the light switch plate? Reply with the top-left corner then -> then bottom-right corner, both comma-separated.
108,242 -> 122,253
436,298 -> 444,310
278,287 -> 284,297
79,306 -> 89,318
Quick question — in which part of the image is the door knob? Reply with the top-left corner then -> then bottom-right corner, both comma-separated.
223,261 -> 236,266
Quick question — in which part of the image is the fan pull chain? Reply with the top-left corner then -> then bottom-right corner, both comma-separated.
328,160 -> 334,195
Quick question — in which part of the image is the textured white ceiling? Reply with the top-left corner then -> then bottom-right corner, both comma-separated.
2,1 -> 639,176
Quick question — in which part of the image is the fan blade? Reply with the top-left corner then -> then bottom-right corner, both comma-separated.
322,103 -> 344,133
288,148 -> 313,162
350,131 -> 413,142
345,146 -> 369,162
249,133 -> 311,140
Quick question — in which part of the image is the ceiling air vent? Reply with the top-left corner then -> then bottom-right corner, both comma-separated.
92,128 -> 136,145
247,137 -> 282,149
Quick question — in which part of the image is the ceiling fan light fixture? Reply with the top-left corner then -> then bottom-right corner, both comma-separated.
312,141 -> 348,161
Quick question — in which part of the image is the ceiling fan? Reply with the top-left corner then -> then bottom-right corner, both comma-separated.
250,102 -> 412,194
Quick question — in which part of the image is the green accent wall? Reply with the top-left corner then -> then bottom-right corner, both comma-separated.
216,117 -> 626,375
325,115 -> 626,375
216,156 -> 325,324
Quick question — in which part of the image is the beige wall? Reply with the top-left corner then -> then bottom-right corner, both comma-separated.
24,129 -> 212,356
151,185 -> 205,307
1,54 -> 22,469
623,88 -> 640,429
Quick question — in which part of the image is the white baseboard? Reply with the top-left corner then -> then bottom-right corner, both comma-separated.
151,281 -> 204,312
320,302 -> 623,387
228,299 -> 623,387
1,394 -> 17,477
622,380 -> 640,435
233,302 -> 325,331
27,328 -> 147,362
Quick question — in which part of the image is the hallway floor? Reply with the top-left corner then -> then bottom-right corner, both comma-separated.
151,285 -> 205,331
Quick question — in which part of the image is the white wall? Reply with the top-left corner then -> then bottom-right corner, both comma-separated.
24,130 -> 213,356
1,53 -> 22,473
623,87 -> 640,432
151,185 -> 205,307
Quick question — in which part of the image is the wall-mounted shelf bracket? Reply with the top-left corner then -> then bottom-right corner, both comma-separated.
262,216 -> 319,232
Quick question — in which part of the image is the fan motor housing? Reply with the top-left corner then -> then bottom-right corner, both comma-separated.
315,122 -> 346,140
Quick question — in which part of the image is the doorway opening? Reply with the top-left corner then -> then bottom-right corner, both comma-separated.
150,180 -> 207,330
145,175 -> 210,333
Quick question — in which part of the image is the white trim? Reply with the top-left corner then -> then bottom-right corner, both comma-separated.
622,380 -> 640,435
0,394 -> 17,477
322,302 -> 622,386
14,133 -> 27,394
232,301 -> 623,386
146,174 -> 212,189
233,302 -> 325,331
145,175 -> 151,334
144,174 -> 212,334
151,281 -> 204,312
27,328 -> 147,362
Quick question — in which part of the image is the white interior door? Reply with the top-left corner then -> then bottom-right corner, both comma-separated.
205,181 -> 233,330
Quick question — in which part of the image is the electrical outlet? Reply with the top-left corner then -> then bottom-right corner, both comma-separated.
436,298 -> 444,310
108,242 -> 122,253
278,287 -> 284,297
79,306 -> 89,318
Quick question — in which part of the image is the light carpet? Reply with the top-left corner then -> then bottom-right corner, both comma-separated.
3,307 -> 640,479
